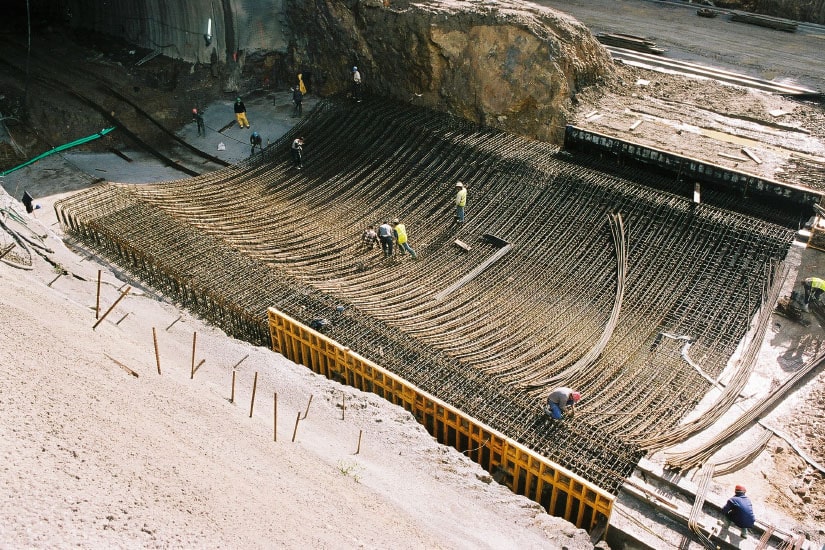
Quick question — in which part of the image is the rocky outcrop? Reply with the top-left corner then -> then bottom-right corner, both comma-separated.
286,0 -> 614,143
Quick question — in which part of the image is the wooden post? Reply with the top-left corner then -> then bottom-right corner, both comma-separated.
115,312 -> 130,326
93,286 -> 131,330
152,327 -> 161,375
95,270 -> 101,319
48,273 -> 62,287
273,392 -> 278,442
230,370 -> 236,403
166,315 -> 182,331
291,412 -> 301,442
232,354 -> 249,370
300,395 -> 313,420
190,332 -> 197,379
356,430 -> 363,455
342,391 -> 346,421
249,372 -> 258,418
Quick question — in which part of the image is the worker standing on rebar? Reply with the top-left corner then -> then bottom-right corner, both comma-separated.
250,132 -> 263,155
378,221 -> 394,258
801,277 -> 825,311
352,66 -> 362,102
455,181 -> 467,223
544,387 -> 581,420
361,225 -> 378,250
291,137 -> 304,170
192,107 -> 205,136
721,485 -> 755,538
234,96 -> 250,129
392,218 -> 418,259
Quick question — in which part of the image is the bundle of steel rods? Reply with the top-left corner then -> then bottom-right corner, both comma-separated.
54,98 -> 800,494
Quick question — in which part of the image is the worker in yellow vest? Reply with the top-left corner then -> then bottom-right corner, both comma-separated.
455,181 -> 467,223
802,277 -> 825,311
392,218 -> 418,259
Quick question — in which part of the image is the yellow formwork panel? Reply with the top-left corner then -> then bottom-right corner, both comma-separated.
266,307 -> 614,533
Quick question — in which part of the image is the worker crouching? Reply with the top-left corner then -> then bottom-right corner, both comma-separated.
544,387 -> 581,420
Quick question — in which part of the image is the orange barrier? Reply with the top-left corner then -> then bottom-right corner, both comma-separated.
268,307 -> 614,532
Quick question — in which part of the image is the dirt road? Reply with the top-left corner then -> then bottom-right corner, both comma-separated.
533,0 -> 825,92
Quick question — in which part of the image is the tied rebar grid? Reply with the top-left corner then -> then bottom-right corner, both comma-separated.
54,98 -> 798,494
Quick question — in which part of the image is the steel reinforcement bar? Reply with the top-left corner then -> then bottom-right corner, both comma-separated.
267,306 -> 615,532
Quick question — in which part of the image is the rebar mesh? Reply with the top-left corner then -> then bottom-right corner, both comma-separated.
54,98 -> 798,494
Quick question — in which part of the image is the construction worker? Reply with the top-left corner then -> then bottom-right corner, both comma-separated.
291,137 -> 304,169
249,132 -> 263,155
455,181 -> 467,223
378,221 -> 394,258
802,277 -> 825,311
291,86 -> 303,117
352,66 -> 362,102
393,218 -> 418,259
192,107 -> 205,136
544,387 -> 581,420
361,225 -> 378,250
721,485 -> 755,538
234,96 -> 250,128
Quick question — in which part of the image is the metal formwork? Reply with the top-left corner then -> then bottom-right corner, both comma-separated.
54,98 -> 798,502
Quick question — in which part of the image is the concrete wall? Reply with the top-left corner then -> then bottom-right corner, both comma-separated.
65,0 -> 288,64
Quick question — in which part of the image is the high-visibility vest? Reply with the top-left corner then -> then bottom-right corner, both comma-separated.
456,188 -> 467,207
394,224 -> 408,244
298,73 -> 307,95
807,277 -> 825,291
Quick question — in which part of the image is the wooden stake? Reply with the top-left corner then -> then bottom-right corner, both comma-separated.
93,286 -> 131,330
230,370 -> 236,403
166,315 -> 182,331
192,359 -> 205,375
115,312 -> 130,326
249,371 -> 258,418
190,332 -> 197,379
152,327 -> 161,375
273,393 -> 278,442
232,354 -> 249,370
300,394 -> 313,420
95,270 -> 101,319
104,353 -> 139,378
342,391 -> 346,421
47,273 -> 62,287
292,411 -> 301,442
356,430 -> 363,455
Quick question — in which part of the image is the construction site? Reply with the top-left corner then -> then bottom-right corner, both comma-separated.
2,0 -> 825,549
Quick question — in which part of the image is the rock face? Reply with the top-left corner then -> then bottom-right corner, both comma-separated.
287,0 -> 614,143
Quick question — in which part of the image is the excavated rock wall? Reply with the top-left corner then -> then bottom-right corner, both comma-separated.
287,0 -> 614,142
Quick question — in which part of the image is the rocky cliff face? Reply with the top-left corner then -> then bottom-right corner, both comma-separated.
286,0 -> 614,143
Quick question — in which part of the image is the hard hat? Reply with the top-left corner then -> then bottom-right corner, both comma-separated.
456,181 -> 464,187
352,66 -> 358,71
236,97 -> 241,102
571,391 -> 581,402
735,485 -> 746,493
252,131 -> 259,137
192,108 -> 198,114
392,218 -> 400,224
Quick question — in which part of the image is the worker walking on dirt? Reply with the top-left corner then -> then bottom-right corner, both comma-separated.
544,387 -> 581,420
393,219 -> 418,259
234,96 -> 250,129
455,181 -> 467,223
291,137 -> 304,169
250,132 -> 263,155
362,225 -> 378,250
802,277 -> 825,311
291,86 -> 303,117
721,485 -> 755,538
378,221 -> 394,258
192,107 -> 205,137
